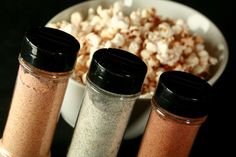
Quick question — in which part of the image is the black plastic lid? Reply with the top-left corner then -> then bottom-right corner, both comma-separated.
87,48 -> 147,95
20,27 -> 80,72
153,71 -> 212,118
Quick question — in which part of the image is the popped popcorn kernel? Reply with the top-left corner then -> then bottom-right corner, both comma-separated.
48,1 -> 218,96
70,12 -> 83,27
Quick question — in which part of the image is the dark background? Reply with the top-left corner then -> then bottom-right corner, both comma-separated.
0,0 -> 234,156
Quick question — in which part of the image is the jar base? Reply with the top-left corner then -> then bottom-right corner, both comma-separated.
0,140 -> 51,157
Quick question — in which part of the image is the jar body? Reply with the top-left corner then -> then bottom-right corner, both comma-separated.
137,100 -> 207,157
67,79 -> 139,157
0,57 -> 71,157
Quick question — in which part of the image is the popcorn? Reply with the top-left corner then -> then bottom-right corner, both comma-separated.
111,33 -> 125,47
158,22 -> 174,38
48,2 -> 218,95
70,12 -> 83,27
59,23 -> 77,36
128,41 -> 140,54
146,42 -> 157,52
86,33 -> 101,47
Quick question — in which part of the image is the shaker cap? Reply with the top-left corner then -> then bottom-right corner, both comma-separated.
153,71 -> 212,118
87,48 -> 147,95
20,27 -> 80,72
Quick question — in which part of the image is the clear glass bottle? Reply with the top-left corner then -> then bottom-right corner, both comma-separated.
137,71 -> 212,157
67,48 -> 147,157
0,27 -> 80,157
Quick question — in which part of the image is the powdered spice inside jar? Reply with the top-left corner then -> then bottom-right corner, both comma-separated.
0,27 -> 79,157
67,48 -> 147,157
137,71 -> 212,157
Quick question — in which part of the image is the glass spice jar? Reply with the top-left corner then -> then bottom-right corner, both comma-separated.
137,71 -> 212,157
0,27 -> 80,157
67,48 -> 147,157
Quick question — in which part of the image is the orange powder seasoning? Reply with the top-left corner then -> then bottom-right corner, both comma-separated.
0,27 -> 79,157
137,71 -> 211,157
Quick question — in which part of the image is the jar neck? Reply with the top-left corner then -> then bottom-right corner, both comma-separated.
86,77 -> 141,100
19,55 -> 72,80
151,99 -> 207,125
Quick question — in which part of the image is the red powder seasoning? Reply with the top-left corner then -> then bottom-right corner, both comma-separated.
0,27 -> 79,157
137,71 -> 211,157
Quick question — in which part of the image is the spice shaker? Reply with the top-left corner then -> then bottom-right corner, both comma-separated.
137,71 -> 212,157
67,48 -> 147,157
0,27 -> 79,157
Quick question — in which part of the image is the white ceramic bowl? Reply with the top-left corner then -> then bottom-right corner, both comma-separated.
46,0 -> 228,139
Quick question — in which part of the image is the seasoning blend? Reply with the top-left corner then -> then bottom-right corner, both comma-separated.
67,48 -> 147,157
0,27 -> 79,157
137,71 -> 212,157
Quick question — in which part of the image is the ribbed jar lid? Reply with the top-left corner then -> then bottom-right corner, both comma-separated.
20,27 -> 80,72
87,48 -> 147,95
153,71 -> 212,118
